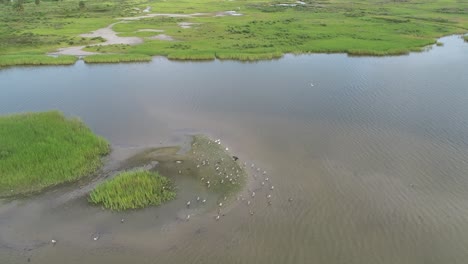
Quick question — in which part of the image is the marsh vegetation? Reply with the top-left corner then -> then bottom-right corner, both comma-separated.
0,111 -> 109,197
89,170 -> 176,211
0,0 -> 466,66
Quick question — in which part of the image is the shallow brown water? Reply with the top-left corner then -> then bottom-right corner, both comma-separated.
0,36 -> 467,264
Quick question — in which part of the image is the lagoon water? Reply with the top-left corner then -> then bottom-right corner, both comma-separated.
0,36 -> 467,264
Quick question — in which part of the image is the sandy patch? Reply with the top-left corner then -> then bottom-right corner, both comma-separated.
80,23 -> 142,46
148,34 -> 175,41
50,11 -> 240,56
137,29 -> 165,33
52,46 -> 98,56
50,22 -> 142,56
178,22 -> 200,29
216,11 -> 243,17
120,13 -> 208,21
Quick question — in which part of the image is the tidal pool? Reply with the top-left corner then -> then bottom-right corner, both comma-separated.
0,36 -> 467,264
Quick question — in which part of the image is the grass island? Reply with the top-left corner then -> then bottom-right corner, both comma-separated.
89,170 -> 176,211
0,111 -> 109,197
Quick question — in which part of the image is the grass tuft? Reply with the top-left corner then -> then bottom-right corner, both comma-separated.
89,170 -> 176,211
0,111 -> 109,197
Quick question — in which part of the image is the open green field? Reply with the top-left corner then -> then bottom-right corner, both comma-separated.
0,0 -> 466,65
89,170 -> 176,211
0,111 -> 109,197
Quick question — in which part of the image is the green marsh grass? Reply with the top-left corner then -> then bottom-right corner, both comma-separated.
0,111 -> 109,197
83,54 -> 152,63
89,170 -> 176,211
0,55 -> 77,67
1,0 -> 466,64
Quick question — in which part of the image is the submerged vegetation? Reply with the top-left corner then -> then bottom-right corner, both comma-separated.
0,111 -> 109,197
89,170 -> 176,211
0,0 -> 466,65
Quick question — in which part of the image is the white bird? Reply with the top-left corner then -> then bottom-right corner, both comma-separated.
219,202 -> 223,207
186,214 -> 191,221
225,147 -> 229,151
270,186 -> 275,190
265,177 -> 269,181
121,218 -> 125,223
93,235 -> 99,241
261,181 -> 265,186
187,201 -> 191,207
197,196 -> 200,202
215,215 -> 220,221
247,200 -> 251,206
267,194 -> 272,199
263,171 -> 267,175
202,199 -> 206,203
51,239 -> 57,245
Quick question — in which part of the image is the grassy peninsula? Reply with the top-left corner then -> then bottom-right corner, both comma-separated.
89,170 -> 176,211
0,0 -> 466,66
0,111 -> 109,197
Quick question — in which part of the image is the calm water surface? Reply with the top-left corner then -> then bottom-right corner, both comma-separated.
0,36 -> 467,264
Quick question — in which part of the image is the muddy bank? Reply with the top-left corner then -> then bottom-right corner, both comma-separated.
50,11 -> 242,56
0,134 -> 255,257
50,22 -> 143,56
